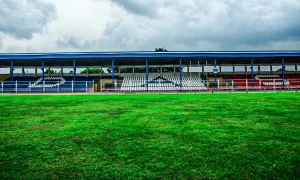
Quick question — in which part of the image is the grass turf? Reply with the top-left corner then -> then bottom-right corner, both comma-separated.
0,93 -> 300,179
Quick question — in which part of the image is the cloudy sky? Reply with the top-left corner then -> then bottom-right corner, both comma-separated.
0,0 -> 300,53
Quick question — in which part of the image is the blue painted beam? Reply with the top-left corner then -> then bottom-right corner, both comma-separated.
282,58 -> 285,87
146,59 -> 148,91
73,60 -> 76,81
10,60 -> 13,81
112,59 -> 114,88
251,59 -> 254,89
1,51 -> 300,60
41,60 -> 45,81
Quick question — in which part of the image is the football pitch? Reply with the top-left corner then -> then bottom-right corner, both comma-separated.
0,93 -> 299,179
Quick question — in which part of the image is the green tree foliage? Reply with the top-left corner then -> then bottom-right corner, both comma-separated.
45,69 -> 55,74
80,68 -> 104,74
155,47 -> 168,52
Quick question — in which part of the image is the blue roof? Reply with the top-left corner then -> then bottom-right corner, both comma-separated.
1,51 -> 300,60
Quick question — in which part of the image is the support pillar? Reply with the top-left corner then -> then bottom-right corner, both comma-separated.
214,59 -> 217,87
73,60 -> 76,81
245,65 -> 247,75
35,67 -> 37,77
180,59 -> 182,89
41,60 -> 45,81
146,59 -> 148,91
258,64 -> 260,75
295,64 -> 297,74
61,67 -> 63,76
173,65 -> 176,75
198,61 -> 200,77
22,67 -> 25,77
270,65 -> 273,74
251,59 -> 254,89
282,58 -> 285,87
233,65 -> 235,75
112,59 -> 114,88
160,65 -> 162,76
189,61 -> 191,76
10,60 -> 14,81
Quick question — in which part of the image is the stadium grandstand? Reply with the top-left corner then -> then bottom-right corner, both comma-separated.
0,51 -> 300,93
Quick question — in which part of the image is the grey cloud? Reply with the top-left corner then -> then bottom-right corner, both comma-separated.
0,39 -> 3,49
0,0 -> 56,39
103,0 -> 300,50
110,0 -> 161,17
0,38 -> 3,49
57,35 -> 84,49
56,35 -> 108,51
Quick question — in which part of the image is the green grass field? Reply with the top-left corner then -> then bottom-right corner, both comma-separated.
0,93 -> 299,179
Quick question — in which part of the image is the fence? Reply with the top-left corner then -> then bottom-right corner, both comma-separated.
1,79 -> 300,93
1,81 -> 94,93
95,79 -> 300,93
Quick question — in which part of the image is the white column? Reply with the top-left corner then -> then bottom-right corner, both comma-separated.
93,80 -> 95,93
100,80 -> 103,92
1,81 -> 3,93
15,80 -> 17,93
259,79 -> 261,90
72,80 -> 74,93
86,81 -> 88,93
43,80 -> 45,93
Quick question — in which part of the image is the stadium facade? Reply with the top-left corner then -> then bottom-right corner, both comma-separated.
0,51 -> 300,93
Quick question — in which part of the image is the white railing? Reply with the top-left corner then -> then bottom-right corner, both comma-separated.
1,81 -> 94,93
1,79 -> 300,93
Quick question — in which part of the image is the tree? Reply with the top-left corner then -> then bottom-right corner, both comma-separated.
155,47 -> 168,52
45,69 -> 55,74
80,68 -> 104,74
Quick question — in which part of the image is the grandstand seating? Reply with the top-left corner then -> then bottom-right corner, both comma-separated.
225,74 -> 300,89
29,77 -> 66,88
120,75 -> 207,91
2,76 -> 96,92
